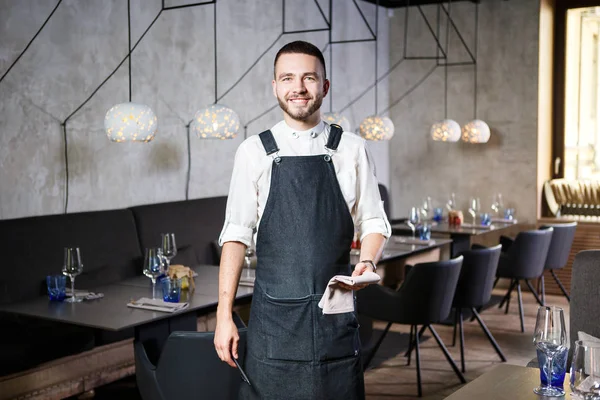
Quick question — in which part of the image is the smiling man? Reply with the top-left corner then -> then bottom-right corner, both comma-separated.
214,41 -> 391,399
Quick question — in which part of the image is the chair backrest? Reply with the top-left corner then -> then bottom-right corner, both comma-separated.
397,256 -> 463,325
506,228 -> 554,279
453,244 -> 502,309
540,222 -> 577,270
569,250 -> 600,359
135,317 -> 247,400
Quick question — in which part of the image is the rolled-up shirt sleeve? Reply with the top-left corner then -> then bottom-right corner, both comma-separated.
354,141 -> 392,242
218,142 -> 258,247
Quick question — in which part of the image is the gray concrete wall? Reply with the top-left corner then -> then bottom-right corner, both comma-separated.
0,0 -> 390,220
387,0 -> 540,222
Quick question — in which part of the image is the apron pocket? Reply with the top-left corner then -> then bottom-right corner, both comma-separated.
262,292 -> 313,362
316,310 -> 360,362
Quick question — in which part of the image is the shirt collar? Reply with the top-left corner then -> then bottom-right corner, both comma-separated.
281,120 -> 327,139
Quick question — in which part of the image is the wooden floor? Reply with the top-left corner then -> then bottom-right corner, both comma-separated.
364,289 -> 570,399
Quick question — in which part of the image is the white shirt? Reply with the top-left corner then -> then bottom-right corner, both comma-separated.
218,120 -> 391,247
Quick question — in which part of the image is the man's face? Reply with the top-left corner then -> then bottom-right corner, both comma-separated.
272,53 -> 329,122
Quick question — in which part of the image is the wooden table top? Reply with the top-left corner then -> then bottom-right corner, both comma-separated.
445,364 -> 572,400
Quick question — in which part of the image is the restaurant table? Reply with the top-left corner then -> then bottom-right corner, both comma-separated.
445,364 -> 572,400
391,221 -> 521,257
0,265 -> 251,363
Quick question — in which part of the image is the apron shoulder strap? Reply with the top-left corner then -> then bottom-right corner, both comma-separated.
258,130 -> 280,156
325,124 -> 343,151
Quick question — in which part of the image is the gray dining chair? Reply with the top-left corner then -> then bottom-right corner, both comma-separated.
135,312 -> 247,400
539,222 -> 577,303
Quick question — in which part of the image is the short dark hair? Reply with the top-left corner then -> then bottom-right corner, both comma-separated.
273,41 -> 327,79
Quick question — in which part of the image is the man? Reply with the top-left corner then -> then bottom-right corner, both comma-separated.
214,40 -> 391,399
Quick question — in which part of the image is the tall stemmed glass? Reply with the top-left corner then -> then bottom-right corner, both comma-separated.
533,306 -> 568,397
143,248 -> 166,298
62,247 -> 83,303
446,193 -> 457,211
161,233 -> 177,270
406,207 -> 420,237
491,193 -> 504,217
468,197 -> 481,225
421,197 -> 433,220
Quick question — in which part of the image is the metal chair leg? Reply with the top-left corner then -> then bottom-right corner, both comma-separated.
517,282 -> 525,333
471,307 -> 506,362
405,325 -> 426,362
499,279 -> 516,310
452,309 -> 458,347
458,309 -> 466,373
427,325 -> 467,383
415,324 -> 422,397
525,279 -> 543,306
363,321 -> 392,370
406,325 -> 414,366
551,270 -> 571,301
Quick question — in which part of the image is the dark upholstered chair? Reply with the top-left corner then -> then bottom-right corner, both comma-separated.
569,250 -> 600,361
496,228 -> 554,332
539,222 -> 577,303
357,257 -> 465,397
452,245 -> 505,372
135,312 -> 247,400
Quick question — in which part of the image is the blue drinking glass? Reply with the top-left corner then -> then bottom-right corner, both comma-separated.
417,224 -> 431,240
46,275 -> 67,301
161,277 -> 181,303
480,213 -> 491,226
537,345 -> 568,388
504,208 -> 515,220
433,207 -> 443,222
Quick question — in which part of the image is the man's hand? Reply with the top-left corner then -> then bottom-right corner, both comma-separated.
214,315 -> 240,368
337,261 -> 375,291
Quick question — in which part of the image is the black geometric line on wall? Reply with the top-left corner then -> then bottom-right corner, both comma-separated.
163,1 -> 214,11
0,0 -> 63,85
437,2 -> 475,64
380,63 -> 438,114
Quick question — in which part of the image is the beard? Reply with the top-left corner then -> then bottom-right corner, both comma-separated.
277,92 -> 324,122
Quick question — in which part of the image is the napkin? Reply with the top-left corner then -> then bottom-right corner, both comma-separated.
490,217 -> 518,224
127,297 -> 189,313
318,272 -> 381,315
394,236 -> 434,245
66,289 -> 104,300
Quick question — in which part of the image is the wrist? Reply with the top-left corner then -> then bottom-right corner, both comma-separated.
359,259 -> 377,272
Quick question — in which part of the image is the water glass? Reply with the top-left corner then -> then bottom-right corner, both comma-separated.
417,224 -> 431,240
143,247 -> 166,297
433,207 -> 443,222
480,212 -> 491,226
407,207 -> 420,237
570,340 -> 600,399
161,277 -> 182,303
47,275 -> 67,301
62,247 -> 83,303
533,306 -> 568,397
504,208 -> 515,220
537,346 -> 568,388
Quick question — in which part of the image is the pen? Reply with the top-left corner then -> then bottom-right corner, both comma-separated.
232,354 -> 251,386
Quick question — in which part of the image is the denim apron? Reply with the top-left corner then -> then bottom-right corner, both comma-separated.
239,125 -> 365,400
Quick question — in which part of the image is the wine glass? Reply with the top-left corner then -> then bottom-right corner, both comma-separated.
62,247 -> 84,303
533,306 -> 568,397
468,197 -> 481,225
491,193 -> 504,217
421,197 -> 433,220
406,207 -> 420,237
570,340 -> 600,398
143,247 -> 166,298
161,233 -> 177,270
446,193 -> 457,211
244,241 -> 256,280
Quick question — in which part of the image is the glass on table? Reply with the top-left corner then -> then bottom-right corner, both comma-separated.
421,197 -> 433,220
62,247 -> 84,303
570,340 -> 600,399
160,233 -> 177,270
433,207 -> 444,222
533,305 -> 568,397
480,212 -> 491,226
161,277 -> 182,303
491,193 -> 504,216
446,193 -> 457,211
143,247 -> 166,298
417,223 -> 431,241
407,207 -> 420,237
504,208 -> 515,221
468,197 -> 481,225
47,275 -> 66,302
